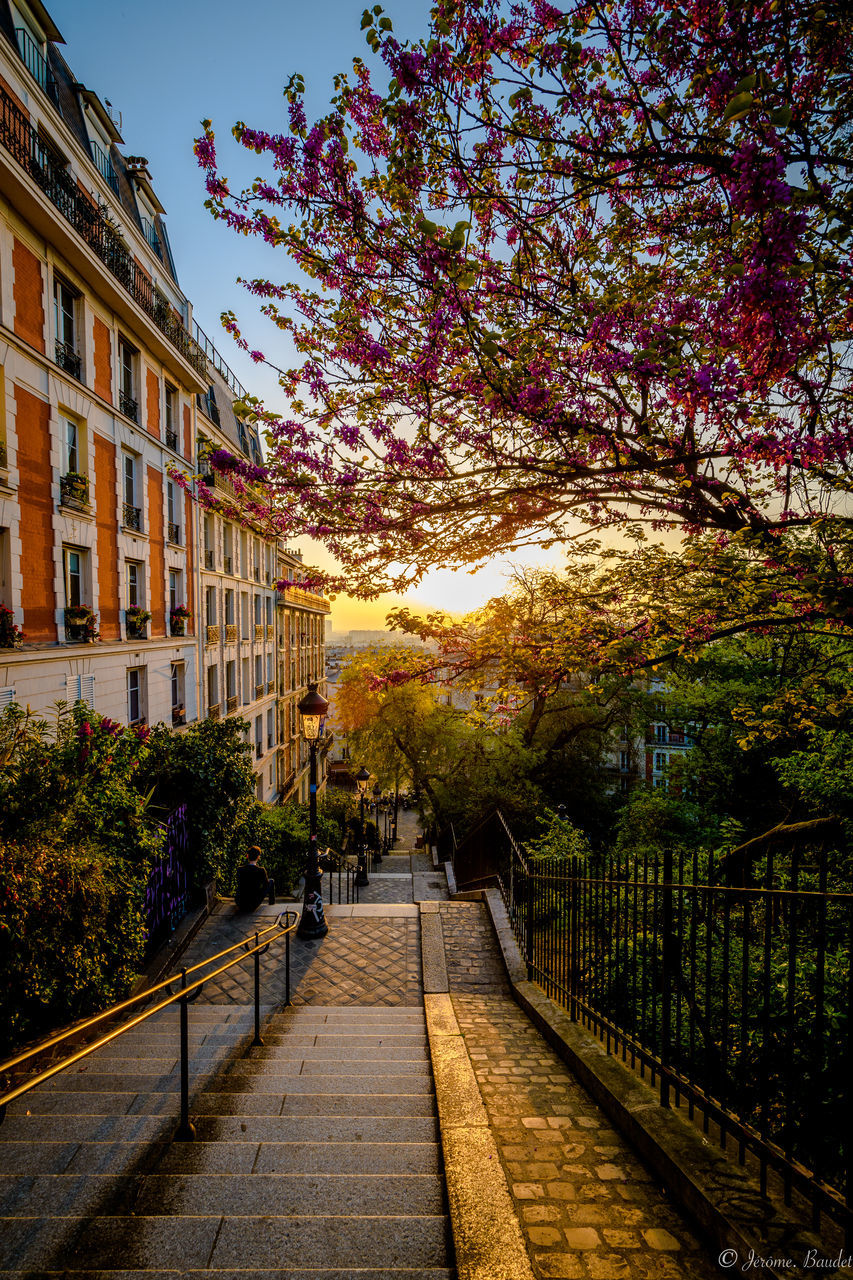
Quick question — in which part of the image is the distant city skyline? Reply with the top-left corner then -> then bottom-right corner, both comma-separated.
47,0 -> 561,633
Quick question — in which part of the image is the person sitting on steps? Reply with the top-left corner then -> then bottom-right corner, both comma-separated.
235,846 -> 275,911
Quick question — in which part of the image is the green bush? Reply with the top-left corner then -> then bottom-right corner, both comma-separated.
0,839 -> 147,1046
230,800 -> 341,898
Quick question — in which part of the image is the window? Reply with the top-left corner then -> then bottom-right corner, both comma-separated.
255,654 -> 263,689
126,560 -> 143,609
655,724 -> 667,743
171,662 -> 185,724
166,481 -> 181,544
127,667 -> 145,724
165,385 -> 177,442
254,594 -> 262,625
63,546 -> 87,607
226,660 -> 236,699
225,589 -> 235,625
53,278 -> 80,378
205,586 -> 217,627
66,674 -> 95,709
123,453 -> 141,529
620,750 -> 629,772
242,656 -> 250,704
223,523 -> 233,573
118,338 -> 137,420
265,595 -> 273,625
655,753 -> 667,772
267,707 -> 274,749
169,569 -> 183,614
266,652 -> 273,683
255,715 -> 263,758
207,664 -> 218,709
241,591 -> 249,639
203,514 -> 215,569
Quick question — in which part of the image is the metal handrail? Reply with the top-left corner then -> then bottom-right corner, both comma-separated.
0,912 -> 297,1136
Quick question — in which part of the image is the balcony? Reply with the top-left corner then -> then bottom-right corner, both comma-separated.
223,555 -> 233,574
171,706 -> 186,727
267,679 -> 275,694
206,624 -> 220,645
266,624 -> 274,640
255,741 -> 263,760
225,623 -> 238,644
122,503 -> 142,531
90,139 -> 119,195
59,472 -> 89,509
167,522 -> 181,545
208,704 -> 221,720
204,549 -> 215,570
226,694 -> 239,713
55,339 -> 81,381
166,428 -> 179,452
119,391 -> 138,422
255,683 -> 264,699
0,88 -> 208,377
125,607 -> 149,640
254,624 -> 264,642
15,28 -> 58,102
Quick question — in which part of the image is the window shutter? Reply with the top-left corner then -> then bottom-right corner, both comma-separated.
79,675 -> 95,708
0,687 -> 16,710
66,674 -> 81,702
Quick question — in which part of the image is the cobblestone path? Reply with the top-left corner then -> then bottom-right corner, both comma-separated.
440,902 -> 719,1280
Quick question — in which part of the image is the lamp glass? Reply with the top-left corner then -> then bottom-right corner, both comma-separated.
301,713 -> 322,741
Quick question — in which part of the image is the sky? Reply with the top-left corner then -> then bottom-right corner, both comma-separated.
48,0 -> 562,632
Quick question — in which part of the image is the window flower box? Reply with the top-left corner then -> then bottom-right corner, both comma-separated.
170,605 -> 191,637
126,606 -> 151,640
64,605 -> 98,643
60,471 -> 89,508
0,604 -> 23,648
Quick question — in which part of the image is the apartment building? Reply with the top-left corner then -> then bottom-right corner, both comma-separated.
275,547 -> 330,803
0,1 -> 329,797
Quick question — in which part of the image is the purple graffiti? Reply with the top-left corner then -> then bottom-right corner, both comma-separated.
144,804 -> 190,944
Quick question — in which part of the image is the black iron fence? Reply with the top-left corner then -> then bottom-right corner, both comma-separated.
452,810 -> 853,1240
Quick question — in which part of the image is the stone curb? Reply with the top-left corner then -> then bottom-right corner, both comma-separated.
420,905 -> 535,1280
481,887 -> 827,1280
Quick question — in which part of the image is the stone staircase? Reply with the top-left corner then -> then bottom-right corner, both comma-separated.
0,1001 -> 454,1277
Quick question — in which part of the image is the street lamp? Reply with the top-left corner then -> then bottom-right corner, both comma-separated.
296,681 -> 329,940
372,783 -> 383,864
355,765 -> 371,886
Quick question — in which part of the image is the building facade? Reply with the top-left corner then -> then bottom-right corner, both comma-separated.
0,1 -> 329,798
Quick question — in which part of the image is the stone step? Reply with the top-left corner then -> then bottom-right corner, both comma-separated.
157,1139 -> 442,1176
0,1172 -> 446,1217
0,1271 -> 455,1279
201,1075 -> 435,1095
0,1213 -> 452,1272
246,1043 -> 429,1061
264,1033 -> 428,1046
224,1059 -> 432,1077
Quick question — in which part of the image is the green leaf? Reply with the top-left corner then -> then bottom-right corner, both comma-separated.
735,73 -> 757,93
723,91 -> 755,123
769,105 -> 792,128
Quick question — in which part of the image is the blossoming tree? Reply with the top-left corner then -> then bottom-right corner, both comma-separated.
194,0 -> 851,613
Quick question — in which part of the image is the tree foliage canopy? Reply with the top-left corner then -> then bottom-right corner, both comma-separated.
195,0 -> 852,599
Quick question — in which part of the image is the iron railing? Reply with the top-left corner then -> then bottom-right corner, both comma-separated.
55,339 -> 81,380
193,320 -> 247,400
166,429 -> 179,452
321,849 -> 360,905
0,88 -> 208,376
452,811 -> 853,1241
168,521 -> 181,544
119,390 -> 138,421
14,28 -> 58,101
122,502 -> 141,530
90,139 -> 119,194
0,913 -> 297,1139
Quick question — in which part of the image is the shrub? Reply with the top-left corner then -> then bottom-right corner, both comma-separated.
0,839 -> 147,1046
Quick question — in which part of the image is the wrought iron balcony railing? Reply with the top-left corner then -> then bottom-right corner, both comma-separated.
206,624 -> 220,645
204,549 -> 215,569
255,683 -> 264,699
14,29 -> 58,102
207,703 -> 220,720
167,522 -> 181,545
171,706 -> 186,726
60,472 -> 88,508
55,339 -> 81,380
0,440 -> 6,470
223,555 -> 233,574
165,428 -> 179,452
266,624 -> 274,640
122,503 -> 141,531
227,694 -> 239,713
0,88 -> 208,377
90,139 -> 119,195
225,623 -> 238,643
254,624 -> 264,642
119,390 -> 138,422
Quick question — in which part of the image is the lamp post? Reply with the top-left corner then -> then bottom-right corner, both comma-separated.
372,783 -> 383,864
296,681 -> 329,940
355,765 -> 371,886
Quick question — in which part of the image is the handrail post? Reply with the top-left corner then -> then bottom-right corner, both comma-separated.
525,857 -> 535,982
285,928 -> 291,1007
252,932 -> 263,1047
174,968 -> 195,1141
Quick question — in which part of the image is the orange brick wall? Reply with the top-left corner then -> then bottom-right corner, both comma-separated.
12,239 -> 44,353
146,368 -> 160,439
147,466 -> 166,636
184,489 -> 195,633
183,402 -> 192,461
15,386 -> 54,639
93,318 -> 112,403
94,435 -> 120,640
